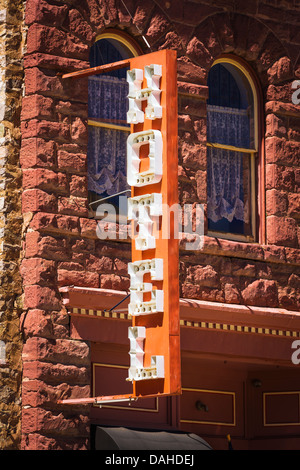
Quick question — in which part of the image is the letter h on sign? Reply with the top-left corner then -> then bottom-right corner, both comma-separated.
126,50 -> 181,399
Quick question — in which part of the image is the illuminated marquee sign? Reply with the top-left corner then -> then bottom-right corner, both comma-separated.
126,50 -> 180,399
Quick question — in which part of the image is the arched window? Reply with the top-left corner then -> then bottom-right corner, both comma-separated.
87,31 -> 141,219
206,58 -> 260,241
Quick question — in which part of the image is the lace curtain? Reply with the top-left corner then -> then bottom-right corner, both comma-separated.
87,75 -> 130,196
207,105 -> 250,224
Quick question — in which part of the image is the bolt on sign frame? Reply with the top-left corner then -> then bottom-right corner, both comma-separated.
59,49 -> 181,405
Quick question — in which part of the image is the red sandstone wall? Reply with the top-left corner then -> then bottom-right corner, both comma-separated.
19,0 -> 300,449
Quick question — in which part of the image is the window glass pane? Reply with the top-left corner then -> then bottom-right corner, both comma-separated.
89,38 -> 128,79
207,63 -> 255,149
207,105 -> 250,148
87,126 -> 128,196
88,75 -> 129,123
88,38 -> 134,217
207,147 -> 252,236
208,63 -> 242,108
207,62 -> 255,237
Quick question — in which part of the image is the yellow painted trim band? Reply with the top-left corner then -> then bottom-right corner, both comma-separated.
88,119 -> 131,132
207,142 -> 256,154
95,32 -> 140,57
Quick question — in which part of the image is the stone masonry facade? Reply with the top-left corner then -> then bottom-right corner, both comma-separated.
0,0 -> 25,450
0,0 -> 299,450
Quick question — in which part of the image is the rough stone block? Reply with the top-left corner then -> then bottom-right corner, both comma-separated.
21,407 -> 89,435
158,30 -> 186,54
266,164 -> 295,192
20,138 -> 56,169
24,285 -> 61,310
21,94 -> 54,120
22,168 -> 68,194
187,264 -> 219,287
19,309 -> 54,338
22,379 -> 90,407
65,8 -> 95,43
177,56 -> 207,84
25,232 -> 70,261
57,261 -> 83,271
257,34 -> 285,72
56,100 -> 87,119
232,261 -> 256,278
178,114 -> 193,131
265,137 -> 300,166
57,149 -> 86,172
70,117 -> 88,145
24,52 -> 89,73
58,196 -> 88,217
242,279 -> 278,307
267,56 -> 294,84
22,360 -> 89,384
26,23 -> 89,61
21,433 -> 89,450
79,218 -> 97,238
21,118 -> 70,142
144,10 -> 171,44
29,212 -> 80,235
25,0 -> 69,26
265,114 -> 287,138
70,175 -> 88,197
266,188 -> 288,216
195,169 -> 207,202
22,337 -> 90,365
266,83 -> 293,103
288,193 -> 300,218
100,274 -> 130,291
278,285 -> 300,311
186,36 -> 214,67
193,18 -> 223,58
265,101 -> 299,118
262,244 -> 286,263
24,66 -> 87,102
267,215 -> 298,247
20,258 -> 56,286
57,269 -> 99,288
69,237 -> 95,263
224,283 -> 241,304
24,67 -> 63,97
210,13 -> 235,53
180,141 -> 207,169
22,188 -> 57,213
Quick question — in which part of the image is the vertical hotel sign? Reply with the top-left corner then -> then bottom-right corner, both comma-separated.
60,50 -> 180,403
126,50 -> 180,399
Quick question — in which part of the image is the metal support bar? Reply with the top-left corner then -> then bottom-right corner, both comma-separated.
107,293 -> 130,312
58,391 -> 175,405
89,189 -> 131,207
61,58 -> 131,80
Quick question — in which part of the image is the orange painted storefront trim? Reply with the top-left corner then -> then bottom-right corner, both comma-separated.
60,286 -> 300,364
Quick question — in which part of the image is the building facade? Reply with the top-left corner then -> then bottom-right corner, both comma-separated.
0,0 -> 299,450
